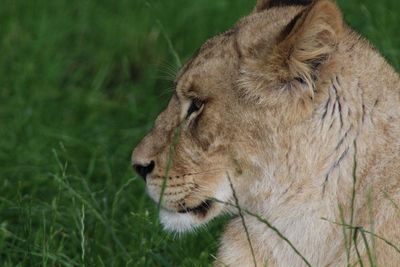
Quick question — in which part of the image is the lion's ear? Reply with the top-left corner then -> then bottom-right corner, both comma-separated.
254,0 -> 313,12
274,0 -> 343,91
242,0 -> 343,104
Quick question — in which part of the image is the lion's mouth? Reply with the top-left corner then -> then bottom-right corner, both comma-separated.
178,200 -> 213,217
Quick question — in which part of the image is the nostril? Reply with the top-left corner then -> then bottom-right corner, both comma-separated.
133,161 -> 155,181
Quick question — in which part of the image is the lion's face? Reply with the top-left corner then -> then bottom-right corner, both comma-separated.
132,1 -> 343,232
132,33 -> 244,232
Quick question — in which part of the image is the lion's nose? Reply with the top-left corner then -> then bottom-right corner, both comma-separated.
133,161 -> 155,181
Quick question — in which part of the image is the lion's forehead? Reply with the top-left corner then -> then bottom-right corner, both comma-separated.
176,6 -> 304,85
176,34 -> 238,84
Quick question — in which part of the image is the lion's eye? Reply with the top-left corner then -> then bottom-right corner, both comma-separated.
186,98 -> 203,118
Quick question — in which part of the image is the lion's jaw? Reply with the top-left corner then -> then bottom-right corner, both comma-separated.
158,176 -> 233,233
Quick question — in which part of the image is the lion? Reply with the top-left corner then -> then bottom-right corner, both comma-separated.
132,0 -> 400,266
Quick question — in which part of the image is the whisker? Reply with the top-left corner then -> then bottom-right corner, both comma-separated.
154,168 -> 224,179
181,168 -> 224,176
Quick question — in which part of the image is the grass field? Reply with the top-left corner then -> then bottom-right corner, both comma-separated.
0,0 -> 399,266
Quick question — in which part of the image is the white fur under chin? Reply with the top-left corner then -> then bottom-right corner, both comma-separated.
159,209 -> 201,233
160,178 -> 232,233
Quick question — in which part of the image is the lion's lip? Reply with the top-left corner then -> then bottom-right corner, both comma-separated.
178,200 -> 213,216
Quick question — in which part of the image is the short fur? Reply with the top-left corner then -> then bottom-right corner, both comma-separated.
132,0 -> 400,266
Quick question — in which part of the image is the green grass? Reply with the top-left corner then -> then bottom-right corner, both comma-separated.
0,0 -> 399,266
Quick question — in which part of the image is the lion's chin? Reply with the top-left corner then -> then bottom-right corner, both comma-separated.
159,201 -> 224,233
158,177 -> 233,233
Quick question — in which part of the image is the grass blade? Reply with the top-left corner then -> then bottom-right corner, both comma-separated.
213,198 -> 312,267
226,174 -> 258,267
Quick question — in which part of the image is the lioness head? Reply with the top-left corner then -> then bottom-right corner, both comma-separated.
132,0 -> 345,232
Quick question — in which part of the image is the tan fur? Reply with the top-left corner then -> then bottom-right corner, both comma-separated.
132,0 -> 400,266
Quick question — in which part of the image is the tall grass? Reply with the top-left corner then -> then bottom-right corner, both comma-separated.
0,0 -> 399,266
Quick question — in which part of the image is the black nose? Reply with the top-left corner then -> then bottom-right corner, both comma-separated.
133,161 -> 155,181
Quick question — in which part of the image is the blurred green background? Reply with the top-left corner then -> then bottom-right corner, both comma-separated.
0,0 -> 398,266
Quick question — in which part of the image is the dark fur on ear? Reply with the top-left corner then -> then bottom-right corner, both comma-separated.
255,0 -> 313,12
